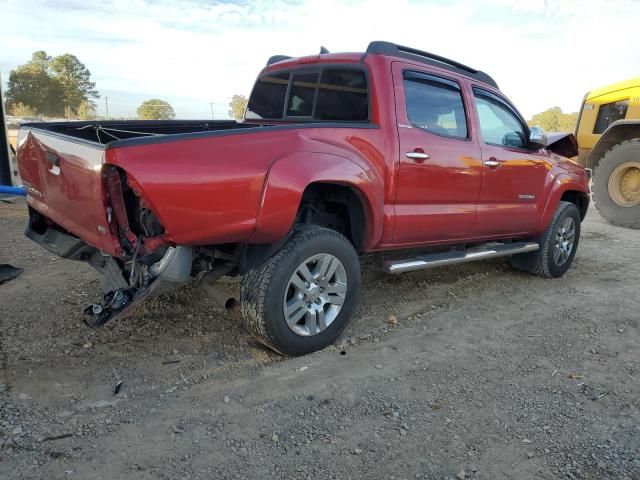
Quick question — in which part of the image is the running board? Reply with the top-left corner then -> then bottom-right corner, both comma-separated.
383,242 -> 539,274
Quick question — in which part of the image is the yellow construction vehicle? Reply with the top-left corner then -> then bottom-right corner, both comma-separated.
575,78 -> 640,228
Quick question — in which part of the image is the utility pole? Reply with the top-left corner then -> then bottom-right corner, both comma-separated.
105,96 -> 109,119
210,102 -> 214,120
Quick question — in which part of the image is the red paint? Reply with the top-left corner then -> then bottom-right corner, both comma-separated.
18,129 -> 121,255
17,51 -> 589,258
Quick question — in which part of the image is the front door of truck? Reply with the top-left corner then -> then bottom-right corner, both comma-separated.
471,87 -> 549,236
392,63 -> 482,244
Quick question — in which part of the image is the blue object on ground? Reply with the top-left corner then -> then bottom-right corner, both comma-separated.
0,185 -> 26,196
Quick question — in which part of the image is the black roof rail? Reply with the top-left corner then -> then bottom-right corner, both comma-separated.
266,55 -> 292,66
366,41 -> 498,89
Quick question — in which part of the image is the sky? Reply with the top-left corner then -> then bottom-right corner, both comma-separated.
1,0 -> 639,119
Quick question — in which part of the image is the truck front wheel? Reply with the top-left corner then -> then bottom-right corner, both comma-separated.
240,225 -> 361,356
593,139 -> 640,229
510,201 -> 581,278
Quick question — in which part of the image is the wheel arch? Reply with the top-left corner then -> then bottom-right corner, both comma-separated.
533,175 -> 590,235
250,152 -> 384,250
295,182 -> 368,250
560,190 -> 590,221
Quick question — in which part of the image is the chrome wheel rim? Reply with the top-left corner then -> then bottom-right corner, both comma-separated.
553,217 -> 576,266
283,253 -> 347,337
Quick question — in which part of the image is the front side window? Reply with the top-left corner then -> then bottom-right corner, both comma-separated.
593,100 -> 628,134
246,67 -> 368,121
403,71 -> 468,139
474,89 -> 526,148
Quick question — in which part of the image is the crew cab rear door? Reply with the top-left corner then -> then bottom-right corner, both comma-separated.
391,63 -> 482,244
471,87 -> 549,236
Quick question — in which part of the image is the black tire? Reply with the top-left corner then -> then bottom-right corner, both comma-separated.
240,225 -> 361,356
510,201 -> 581,278
592,139 -> 640,229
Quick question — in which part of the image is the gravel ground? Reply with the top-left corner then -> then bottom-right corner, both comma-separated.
0,198 -> 638,480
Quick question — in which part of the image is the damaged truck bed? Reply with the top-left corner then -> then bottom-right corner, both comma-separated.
19,120 -> 254,326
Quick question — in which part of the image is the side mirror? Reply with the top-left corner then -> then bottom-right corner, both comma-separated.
529,126 -> 547,150
503,131 -> 525,148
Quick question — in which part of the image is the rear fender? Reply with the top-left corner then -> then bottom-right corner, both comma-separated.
250,152 -> 384,250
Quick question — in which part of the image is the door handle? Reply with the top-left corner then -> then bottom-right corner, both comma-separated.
406,151 -> 430,161
484,158 -> 501,168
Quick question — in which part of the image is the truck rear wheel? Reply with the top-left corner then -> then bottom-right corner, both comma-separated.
592,139 -> 640,229
240,225 -> 361,356
510,201 -> 581,278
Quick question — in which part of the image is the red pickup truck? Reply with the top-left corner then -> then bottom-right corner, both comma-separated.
18,42 -> 590,355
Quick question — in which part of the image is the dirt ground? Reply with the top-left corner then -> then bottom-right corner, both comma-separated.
0,198 -> 638,480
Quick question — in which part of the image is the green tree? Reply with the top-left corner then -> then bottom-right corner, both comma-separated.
5,51 -> 99,118
228,94 -> 248,121
528,107 -> 578,133
137,99 -> 176,120
76,100 -> 96,120
9,102 -> 37,117
50,54 -> 99,111
5,52 -> 65,116
30,50 -> 51,70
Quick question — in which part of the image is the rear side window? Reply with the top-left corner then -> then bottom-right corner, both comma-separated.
403,71 -> 467,139
287,72 -> 319,117
593,100 -> 628,134
246,68 -> 368,121
316,69 -> 368,121
473,88 -> 527,148
246,72 -> 290,120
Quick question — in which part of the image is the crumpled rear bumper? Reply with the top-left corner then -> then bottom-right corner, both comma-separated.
83,245 -> 192,327
26,213 -> 192,327
26,209 -> 97,261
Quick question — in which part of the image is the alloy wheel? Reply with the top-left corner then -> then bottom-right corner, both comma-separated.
553,217 -> 576,266
282,254 -> 347,336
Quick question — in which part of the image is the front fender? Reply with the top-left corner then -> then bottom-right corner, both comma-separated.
250,152 -> 384,249
531,172 -> 589,236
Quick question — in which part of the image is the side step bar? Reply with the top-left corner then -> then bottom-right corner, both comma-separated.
383,241 -> 539,274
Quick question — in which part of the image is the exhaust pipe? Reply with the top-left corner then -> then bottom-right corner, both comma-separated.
200,281 -> 237,310
199,265 -> 237,310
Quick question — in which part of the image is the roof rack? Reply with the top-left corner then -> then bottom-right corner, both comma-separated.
366,41 -> 498,89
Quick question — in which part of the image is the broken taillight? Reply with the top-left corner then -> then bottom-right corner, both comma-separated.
103,164 -> 167,257
104,165 -> 138,253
